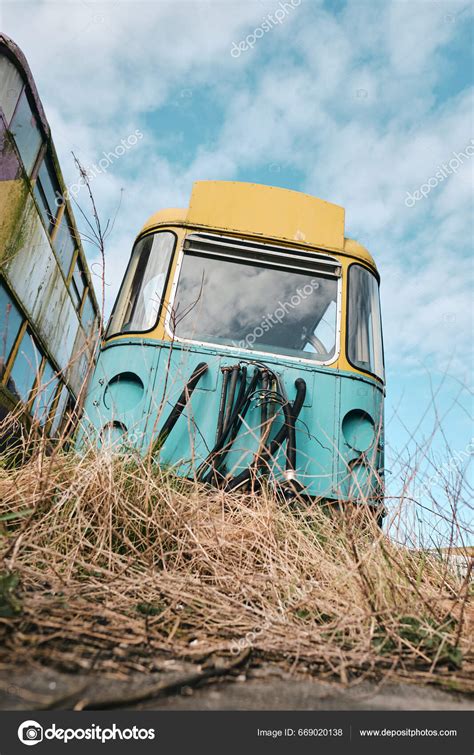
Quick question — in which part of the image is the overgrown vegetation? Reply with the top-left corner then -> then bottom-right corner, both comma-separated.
0,424 -> 472,695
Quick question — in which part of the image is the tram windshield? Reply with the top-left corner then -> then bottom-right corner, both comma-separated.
171,242 -> 340,362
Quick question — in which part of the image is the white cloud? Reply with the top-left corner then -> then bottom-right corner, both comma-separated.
2,0 -> 472,379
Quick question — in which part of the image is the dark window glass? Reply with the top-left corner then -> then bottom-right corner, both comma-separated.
71,256 -> 86,308
347,265 -> 384,380
0,284 -> 23,374
70,278 -> 82,309
54,212 -> 76,276
7,330 -> 41,403
106,232 -> 175,336
172,253 -> 338,362
32,360 -> 59,426
33,156 -> 60,233
9,89 -> 42,174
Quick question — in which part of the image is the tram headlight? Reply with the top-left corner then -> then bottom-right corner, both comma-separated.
342,409 -> 375,452
103,372 -> 144,412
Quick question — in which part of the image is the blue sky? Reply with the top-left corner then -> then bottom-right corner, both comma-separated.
2,0 -> 473,546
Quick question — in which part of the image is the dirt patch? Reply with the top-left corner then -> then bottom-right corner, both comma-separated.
0,662 -> 472,711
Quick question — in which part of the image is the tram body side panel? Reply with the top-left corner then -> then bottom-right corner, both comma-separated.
78,339 -> 384,503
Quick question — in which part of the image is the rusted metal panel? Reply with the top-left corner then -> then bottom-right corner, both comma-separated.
0,121 -> 28,264
4,194 -> 80,371
0,118 -> 21,180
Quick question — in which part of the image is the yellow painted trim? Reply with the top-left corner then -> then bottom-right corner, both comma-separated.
49,201 -> 64,244
2,319 -> 27,383
78,285 -> 90,319
140,208 -> 187,233
66,247 -> 79,286
27,354 -> 46,412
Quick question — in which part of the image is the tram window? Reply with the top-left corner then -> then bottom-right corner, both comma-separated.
0,56 -> 23,125
0,284 -> 23,374
81,293 -> 96,333
347,265 -> 384,380
172,253 -> 339,362
32,360 -> 59,426
106,231 -> 175,337
7,329 -> 41,404
54,211 -> 76,277
50,384 -> 68,436
9,88 -> 42,174
34,155 -> 61,234
70,256 -> 87,309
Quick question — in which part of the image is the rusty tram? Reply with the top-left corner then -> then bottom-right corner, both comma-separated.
0,34 -> 100,437
80,180 -> 385,511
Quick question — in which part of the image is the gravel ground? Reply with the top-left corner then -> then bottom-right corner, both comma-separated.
0,663 -> 472,711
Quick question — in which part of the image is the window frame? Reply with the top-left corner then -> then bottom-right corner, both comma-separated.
53,208 -> 77,278
0,281 -> 25,375
0,278 -> 69,429
30,358 -> 62,427
8,85 -> 43,176
5,326 -> 43,405
105,229 -> 178,340
345,262 -> 385,384
164,233 -> 343,367
33,152 -> 61,235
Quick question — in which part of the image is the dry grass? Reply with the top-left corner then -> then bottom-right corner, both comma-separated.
0,431 -> 472,695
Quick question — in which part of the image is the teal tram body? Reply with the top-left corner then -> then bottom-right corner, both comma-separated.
79,182 -> 385,512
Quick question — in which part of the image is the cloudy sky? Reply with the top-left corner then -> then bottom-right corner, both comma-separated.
3,0 -> 473,544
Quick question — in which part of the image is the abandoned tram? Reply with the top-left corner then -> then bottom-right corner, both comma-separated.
0,34 -> 100,438
79,180 -> 385,510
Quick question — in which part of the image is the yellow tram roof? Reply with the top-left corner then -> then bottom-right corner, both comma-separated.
140,181 -> 377,270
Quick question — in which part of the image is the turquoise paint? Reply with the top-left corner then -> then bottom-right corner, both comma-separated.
78,337 -> 384,504
342,409 -> 376,453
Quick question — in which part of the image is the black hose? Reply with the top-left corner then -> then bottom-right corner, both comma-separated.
198,367 -> 259,482
222,364 -> 240,434
204,365 -> 251,485
216,367 -> 230,441
225,377 -> 306,492
279,377 -> 306,473
260,369 -> 270,429
262,377 -> 306,461
153,362 -> 208,451
280,394 -> 296,472
221,365 -> 248,446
